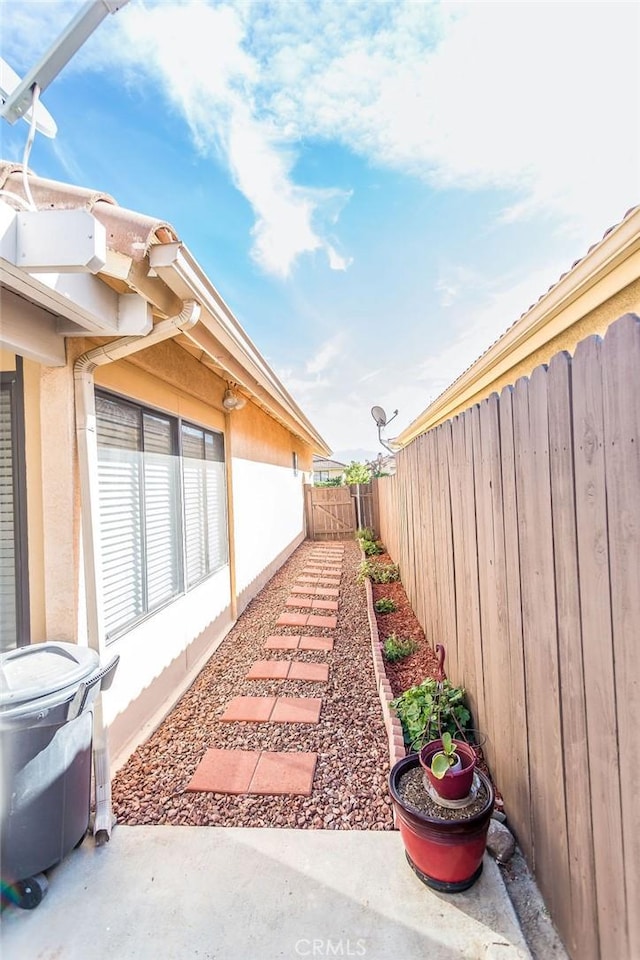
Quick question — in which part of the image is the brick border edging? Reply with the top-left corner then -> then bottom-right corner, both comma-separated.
361,551 -> 406,770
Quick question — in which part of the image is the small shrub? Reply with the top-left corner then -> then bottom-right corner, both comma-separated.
355,527 -> 375,542
375,597 -> 397,613
356,559 -> 400,584
383,633 -> 418,663
390,678 -> 471,751
361,538 -> 384,556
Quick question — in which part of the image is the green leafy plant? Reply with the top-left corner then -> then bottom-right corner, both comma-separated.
355,526 -> 375,542
356,560 -> 400,584
383,634 -> 418,663
390,678 -> 471,751
375,597 -> 397,614
430,732 -> 459,778
361,538 -> 384,556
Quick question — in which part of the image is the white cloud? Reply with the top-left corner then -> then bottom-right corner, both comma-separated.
305,334 -> 345,375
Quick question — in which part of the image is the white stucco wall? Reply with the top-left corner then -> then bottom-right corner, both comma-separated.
232,457 -> 305,595
102,565 -> 231,726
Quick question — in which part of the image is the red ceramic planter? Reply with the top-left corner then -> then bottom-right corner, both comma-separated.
419,738 -> 477,801
389,753 -> 494,892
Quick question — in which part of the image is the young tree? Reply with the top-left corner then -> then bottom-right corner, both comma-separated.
344,461 -> 372,484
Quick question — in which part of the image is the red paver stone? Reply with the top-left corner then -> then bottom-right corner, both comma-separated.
264,635 -> 299,650
271,697 -> 322,724
186,748 -> 260,793
297,576 -> 320,584
246,660 -> 290,680
299,635 -> 334,651
306,614 -> 338,628
291,585 -> 314,595
249,751 -> 317,796
317,587 -> 339,598
276,612 -> 308,627
221,696 -> 276,722
285,596 -> 313,608
288,661 -> 329,683
312,599 -> 339,611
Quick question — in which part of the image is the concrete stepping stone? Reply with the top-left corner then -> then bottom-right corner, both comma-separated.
285,597 -> 339,611
246,660 -> 290,680
291,585 -> 340,597
264,635 -> 334,651
221,696 -> 276,722
186,748 -> 317,796
276,611 -> 338,629
245,660 -> 329,683
306,614 -> 338,628
288,661 -> 329,682
299,635 -> 334,651
220,695 -> 322,724
297,575 -> 341,585
271,697 -> 322,723
264,635 -> 301,650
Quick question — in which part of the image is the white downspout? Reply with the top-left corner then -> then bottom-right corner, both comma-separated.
74,300 -> 200,843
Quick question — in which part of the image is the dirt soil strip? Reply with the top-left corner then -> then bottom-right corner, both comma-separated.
112,540 -> 395,830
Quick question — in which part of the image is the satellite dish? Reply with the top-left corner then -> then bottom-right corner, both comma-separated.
0,58 -> 57,138
371,406 -> 387,428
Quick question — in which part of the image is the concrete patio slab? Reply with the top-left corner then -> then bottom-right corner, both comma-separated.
1,827 -> 531,960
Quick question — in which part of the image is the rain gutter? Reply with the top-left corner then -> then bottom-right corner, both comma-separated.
73,300 -> 200,842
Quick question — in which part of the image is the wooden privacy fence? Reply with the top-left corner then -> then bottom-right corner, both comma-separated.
377,313 -> 639,960
304,483 -> 379,540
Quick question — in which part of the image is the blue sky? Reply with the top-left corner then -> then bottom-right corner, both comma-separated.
2,0 -> 639,460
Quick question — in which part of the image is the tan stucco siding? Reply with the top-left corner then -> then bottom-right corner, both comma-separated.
231,397 -> 313,470
22,358 -> 45,641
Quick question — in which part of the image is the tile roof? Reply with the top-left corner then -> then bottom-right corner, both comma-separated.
0,161 -> 178,261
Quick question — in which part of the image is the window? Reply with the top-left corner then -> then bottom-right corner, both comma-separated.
96,393 -> 228,640
292,451 -> 298,476
0,361 -> 29,652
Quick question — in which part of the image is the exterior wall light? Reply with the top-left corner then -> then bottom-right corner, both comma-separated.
222,385 -> 246,411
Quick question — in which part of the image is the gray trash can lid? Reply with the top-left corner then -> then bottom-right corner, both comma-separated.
0,641 -> 100,708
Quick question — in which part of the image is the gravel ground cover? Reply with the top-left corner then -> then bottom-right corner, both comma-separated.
112,539 -> 395,830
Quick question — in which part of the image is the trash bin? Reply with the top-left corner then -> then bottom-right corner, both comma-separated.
0,641 -> 119,909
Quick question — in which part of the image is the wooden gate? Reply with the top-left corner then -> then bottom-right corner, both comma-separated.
304,485 -> 355,540
304,483 -> 380,540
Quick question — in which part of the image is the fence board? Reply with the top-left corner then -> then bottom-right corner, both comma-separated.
572,335 -> 627,960
378,313 -> 639,959
601,316 -> 640,959
547,351 -> 598,960
497,385 -> 532,858
514,367 -> 570,935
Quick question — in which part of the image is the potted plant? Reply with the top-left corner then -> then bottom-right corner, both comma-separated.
388,753 -> 494,892
419,732 -> 477,801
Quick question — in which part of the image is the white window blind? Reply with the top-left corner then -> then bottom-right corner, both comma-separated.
96,392 -> 227,639
0,383 -> 17,652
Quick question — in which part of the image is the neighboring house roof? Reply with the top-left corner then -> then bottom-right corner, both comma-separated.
0,161 -> 331,456
396,205 -> 640,446
312,457 -> 346,471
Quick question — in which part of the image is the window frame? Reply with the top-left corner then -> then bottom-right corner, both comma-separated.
95,389 -> 228,642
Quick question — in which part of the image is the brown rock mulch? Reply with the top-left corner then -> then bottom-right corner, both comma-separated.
111,539 -> 395,831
